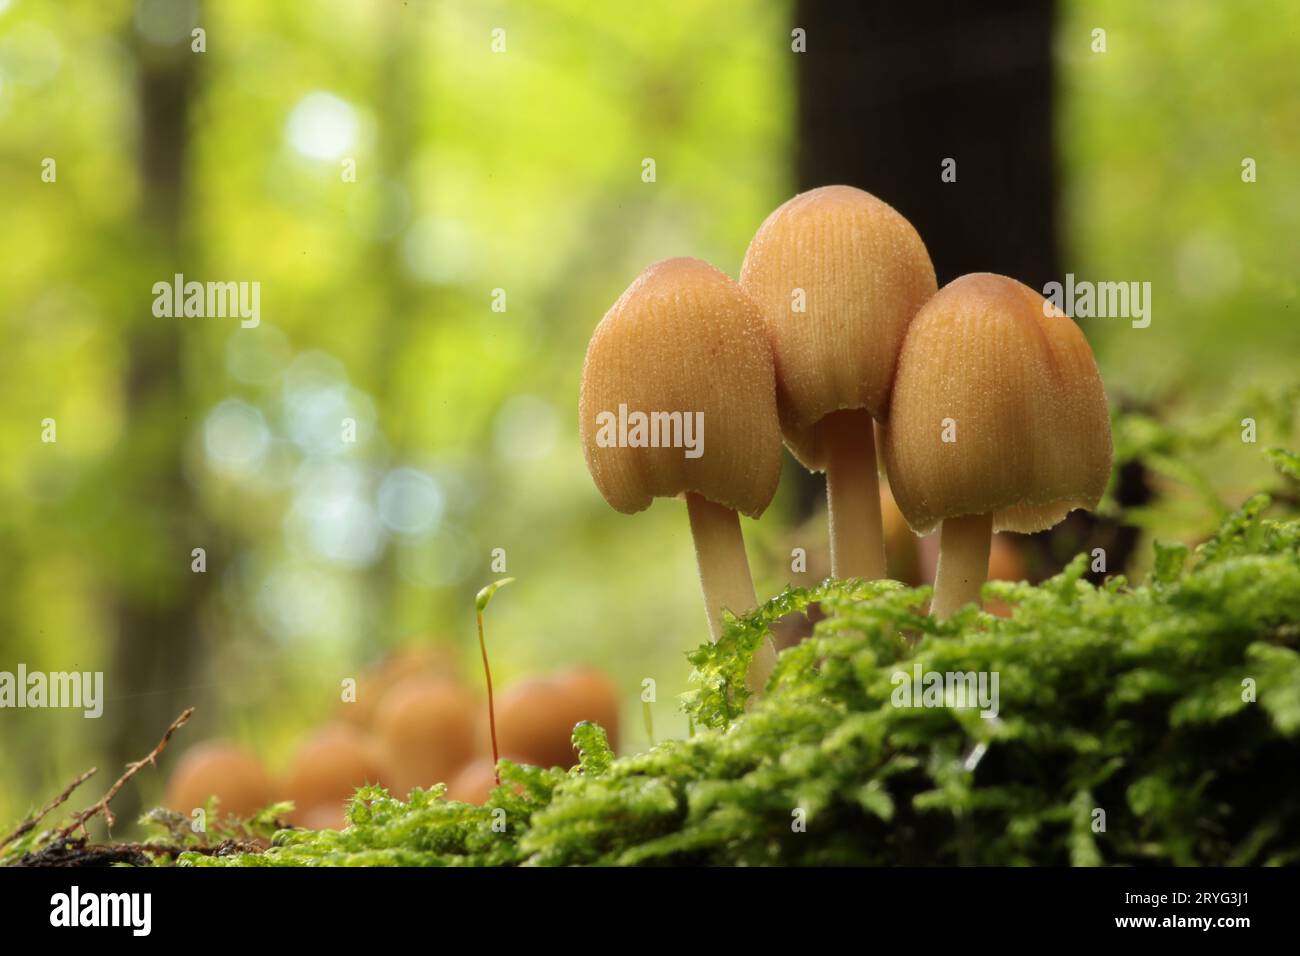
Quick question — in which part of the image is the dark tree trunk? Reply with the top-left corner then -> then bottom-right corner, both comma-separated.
790,3 -> 1143,581
795,0 -> 1059,288
102,28 -> 206,830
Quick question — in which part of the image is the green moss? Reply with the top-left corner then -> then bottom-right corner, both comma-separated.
184,468 -> 1300,867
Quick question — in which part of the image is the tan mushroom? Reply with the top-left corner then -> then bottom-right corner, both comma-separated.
491,668 -> 621,770
446,757 -> 501,805
164,741 -> 273,820
338,644 -> 460,728
297,802 -> 349,831
580,257 -> 783,691
882,273 -> 1112,618
373,674 -> 477,795
740,185 -> 937,580
283,723 -> 388,825
493,676 -> 569,767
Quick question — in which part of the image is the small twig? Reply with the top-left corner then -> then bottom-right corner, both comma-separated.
56,707 -> 194,840
0,768 -> 98,852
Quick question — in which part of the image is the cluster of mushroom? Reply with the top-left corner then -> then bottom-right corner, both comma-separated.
580,185 -> 1112,685
164,646 -> 620,827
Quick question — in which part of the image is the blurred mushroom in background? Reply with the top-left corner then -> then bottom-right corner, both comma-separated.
446,757 -> 500,805
164,741 -> 274,821
373,673 -> 477,796
493,668 -> 621,770
283,723 -> 389,826
339,643 -> 462,728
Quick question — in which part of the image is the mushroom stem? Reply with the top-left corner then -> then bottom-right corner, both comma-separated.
823,408 -> 886,580
685,492 -> 777,693
931,512 -> 993,619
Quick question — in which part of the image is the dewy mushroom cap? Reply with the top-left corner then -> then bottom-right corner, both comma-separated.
579,257 -> 783,518
883,272 -> 1113,535
739,185 -> 937,470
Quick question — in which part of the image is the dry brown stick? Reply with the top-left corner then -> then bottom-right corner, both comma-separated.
56,707 -> 194,840
0,768 -> 98,852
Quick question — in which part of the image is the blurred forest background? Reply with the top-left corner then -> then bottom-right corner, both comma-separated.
1,0 -> 1297,828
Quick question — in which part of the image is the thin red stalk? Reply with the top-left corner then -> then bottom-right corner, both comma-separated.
476,610 -> 500,785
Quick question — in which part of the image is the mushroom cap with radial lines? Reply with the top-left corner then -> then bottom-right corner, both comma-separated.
739,185 -> 937,470
579,257 -> 783,518
882,272 -> 1113,535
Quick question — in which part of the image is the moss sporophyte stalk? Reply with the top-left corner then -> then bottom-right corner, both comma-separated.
178,454 -> 1300,867
475,577 -> 514,787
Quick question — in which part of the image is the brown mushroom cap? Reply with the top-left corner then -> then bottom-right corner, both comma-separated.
739,185 -> 937,469
297,802 -> 348,831
164,741 -> 273,819
883,273 -> 1113,535
445,758 -> 500,805
554,667 -> 621,748
339,644 -> 460,729
579,257 -> 783,518
493,676 -> 571,768
283,724 -> 388,824
493,668 -> 621,769
373,674 -> 477,795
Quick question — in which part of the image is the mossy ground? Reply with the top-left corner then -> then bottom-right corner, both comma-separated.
6,410 -> 1299,868
179,466 -> 1300,866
